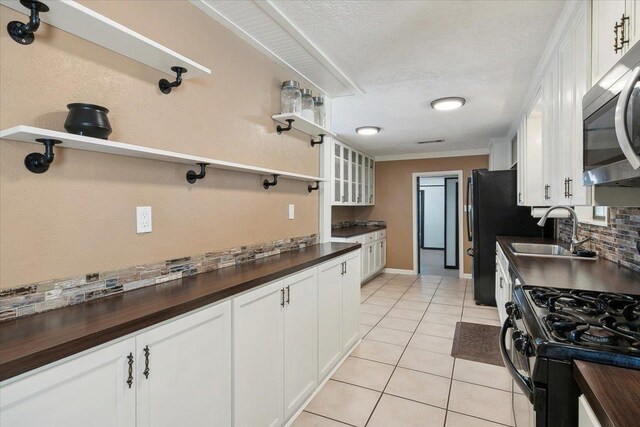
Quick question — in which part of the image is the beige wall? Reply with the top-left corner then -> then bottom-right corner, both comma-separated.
364,156 -> 489,275
0,2 -> 321,288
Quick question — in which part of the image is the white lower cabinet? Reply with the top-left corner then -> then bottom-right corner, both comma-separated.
136,302 -> 231,427
0,302 -> 233,427
233,279 -> 285,427
341,252 -> 361,353
334,232 -> 386,283
233,268 -> 321,426
0,338 -> 137,427
317,252 -> 361,381
0,251 -> 361,427
283,269 -> 318,419
317,258 -> 345,380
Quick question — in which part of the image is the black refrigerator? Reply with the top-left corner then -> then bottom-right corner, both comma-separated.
466,169 -> 553,306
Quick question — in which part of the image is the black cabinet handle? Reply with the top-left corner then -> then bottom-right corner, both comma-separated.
286,286 -> 291,304
126,353 -> 134,388
143,346 -> 150,379
281,288 -> 285,307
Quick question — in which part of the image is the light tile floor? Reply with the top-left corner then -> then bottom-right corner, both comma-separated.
292,273 -> 514,427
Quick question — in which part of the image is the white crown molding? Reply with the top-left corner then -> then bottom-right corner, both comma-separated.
504,0 -> 583,141
375,148 -> 490,162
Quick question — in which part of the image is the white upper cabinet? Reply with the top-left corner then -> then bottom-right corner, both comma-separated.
332,140 -> 375,206
517,1 -> 591,207
592,0 -> 638,83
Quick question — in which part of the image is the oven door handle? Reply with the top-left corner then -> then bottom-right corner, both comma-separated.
615,66 -> 640,169
499,317 -> 535,403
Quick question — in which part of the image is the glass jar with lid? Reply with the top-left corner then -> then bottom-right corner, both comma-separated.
313,95 -> 326,128
301,88 -> 314,121
280,80 -> 301,115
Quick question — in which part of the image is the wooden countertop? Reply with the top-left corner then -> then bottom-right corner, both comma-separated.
496,236 -> 640,295
331,225 -> 386,238
574,360 -> 640,427
0,243 -> 360,382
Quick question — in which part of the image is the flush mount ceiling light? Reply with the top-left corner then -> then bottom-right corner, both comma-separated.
355,126 -> 381,135
430,97 -> 466,111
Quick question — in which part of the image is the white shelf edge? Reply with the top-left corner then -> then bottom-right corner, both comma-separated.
0,0 -> 211,79
0,126 -> 326,183
272,114 -> 336,138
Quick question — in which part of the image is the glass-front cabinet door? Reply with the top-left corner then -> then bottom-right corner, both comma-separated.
364,157 -> 370,205
350,149 -> 357,204
342,146 -> 349,204
333,141 -> 343,204
368,159 -> 375,204
357,153 -> 363,204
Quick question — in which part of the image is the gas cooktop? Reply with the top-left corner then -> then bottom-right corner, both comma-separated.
517,285 -> 640,368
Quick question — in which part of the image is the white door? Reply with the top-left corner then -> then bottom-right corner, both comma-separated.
541,56 -> 558,205
380,239 -> 387,269
317,258 -> 343,380
283,269 -> 318,419
136,302 -> 231,427
368,244 -> 376,277
592,0 -> 626,83
0,338 -> 136,427
361,245 -> 370,280
233,280 -> 285,427
342,252 -> 362,352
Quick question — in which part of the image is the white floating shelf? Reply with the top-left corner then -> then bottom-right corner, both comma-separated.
272,114 -> 336,138
1,0 -> 211,79
0,126 -> 326,183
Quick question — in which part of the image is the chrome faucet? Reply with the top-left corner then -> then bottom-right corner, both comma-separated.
536,205 -> 590,253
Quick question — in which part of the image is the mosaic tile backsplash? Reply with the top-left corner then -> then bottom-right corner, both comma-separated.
558,207 -> 640,272
332,220 -> 386,229
0,234 -> 317,322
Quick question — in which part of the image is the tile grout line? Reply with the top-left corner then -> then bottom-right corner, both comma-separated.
364,275 -> 442,426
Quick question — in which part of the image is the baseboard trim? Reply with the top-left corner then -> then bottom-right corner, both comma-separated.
383,268 -> 415,275
460,273 -> 472,279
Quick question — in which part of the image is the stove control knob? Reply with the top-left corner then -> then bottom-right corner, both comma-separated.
514,334 -> 533,357
505,302 -> 520,318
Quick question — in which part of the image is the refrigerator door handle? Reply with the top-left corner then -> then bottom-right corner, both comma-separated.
466,176 -> 473,242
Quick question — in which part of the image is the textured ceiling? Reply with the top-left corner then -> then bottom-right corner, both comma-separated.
271,0 -> 565,156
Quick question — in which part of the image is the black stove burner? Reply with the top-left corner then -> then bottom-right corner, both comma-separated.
532,287 -> 640,354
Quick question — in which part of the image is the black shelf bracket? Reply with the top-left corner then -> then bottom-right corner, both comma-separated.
186,163 -> 208,184
263,174 -> 279,190
24,138 -> 61,174
276,119 -> 294,135
159,66 -> 187,94
310,134 -> 325,147
308,181 -> 320,193
7,0 -> 49,45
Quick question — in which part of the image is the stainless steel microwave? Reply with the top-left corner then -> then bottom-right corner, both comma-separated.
583,42 -> 640,186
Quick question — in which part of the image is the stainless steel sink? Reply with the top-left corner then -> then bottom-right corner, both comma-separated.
509,243 -> 595,260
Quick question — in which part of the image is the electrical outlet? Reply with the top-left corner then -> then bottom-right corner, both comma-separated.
288,204 -> 295,220
136,206 -> 152,234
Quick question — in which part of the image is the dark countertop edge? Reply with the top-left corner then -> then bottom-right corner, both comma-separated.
573,360 -> 640,427
331,225 -> 386,238
0,243 -> 360,382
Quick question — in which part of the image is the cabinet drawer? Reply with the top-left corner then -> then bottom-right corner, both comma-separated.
375,230 -> 386,240
364,233 -> 376,243
346,236 -> 365,245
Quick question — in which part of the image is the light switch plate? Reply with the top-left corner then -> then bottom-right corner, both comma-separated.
288,204 -> 295,220
136,206 -> 152,233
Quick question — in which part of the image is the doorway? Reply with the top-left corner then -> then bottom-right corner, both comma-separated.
415,174 -> 461,277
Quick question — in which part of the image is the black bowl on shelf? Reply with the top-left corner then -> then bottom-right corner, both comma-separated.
64,103 -> 112,140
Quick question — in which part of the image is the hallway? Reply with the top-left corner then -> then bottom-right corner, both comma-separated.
420,249 -> 458,277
